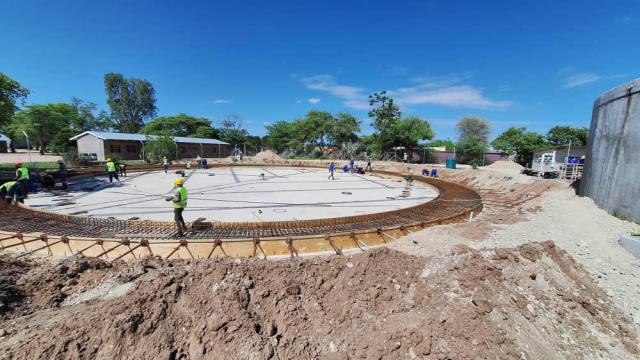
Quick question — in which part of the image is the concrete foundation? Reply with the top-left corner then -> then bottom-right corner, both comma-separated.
26,167 -> 439,222
580,78 -> 640,221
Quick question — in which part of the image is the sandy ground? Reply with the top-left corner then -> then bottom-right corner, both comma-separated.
0,150 -> 62,163
390,167 -> 640,327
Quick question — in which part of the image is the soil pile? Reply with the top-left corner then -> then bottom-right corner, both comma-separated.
485,160 -> 525,171
1,243 -> 637,359
253,150 -> 286,164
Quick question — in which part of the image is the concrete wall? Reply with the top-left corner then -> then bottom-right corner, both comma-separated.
580,78 -> 640,221
177,143 -> 230,158
104,140 -> 143,161
76,135 -> 105,161
427,151 -> 508,165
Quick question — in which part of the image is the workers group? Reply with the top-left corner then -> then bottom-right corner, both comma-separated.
328,158 -> 373,180
0,163 -> 30,204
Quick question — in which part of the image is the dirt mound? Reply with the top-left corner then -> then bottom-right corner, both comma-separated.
1,243 -> 637,359
485,160 -> 524,171
253,150 -> 286,164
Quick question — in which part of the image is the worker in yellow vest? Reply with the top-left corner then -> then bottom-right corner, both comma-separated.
0,181 -> 23,204
166,177 -> 188,237
15,162 -> 29,198
105,158 -> 119,183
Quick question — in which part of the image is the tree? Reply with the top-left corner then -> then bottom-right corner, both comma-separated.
331,112 -> 361,146
457,136 -> 489,167
0,73 -> 29,132
547,126 -> 588,146
143,114 -> 216,137
145,131 -> 177,163
492,127 -> 547,165
358,134 -> 381,158
104,73 -> 157,133
265,121 -> 295,152
426,139 -> 455,151
218,114 -> 249,146
9,103 -> 76,154
387,115 -> 435,153
455,116 -> 491,166
368,91 -> 400,155
70,97 -> 111,132
300,110 -> 335,153
456,116 -> 490,143
191,126 -> 219,139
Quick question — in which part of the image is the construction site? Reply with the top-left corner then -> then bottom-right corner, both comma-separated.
0,4 -> 639,352
1,140 -> 640,359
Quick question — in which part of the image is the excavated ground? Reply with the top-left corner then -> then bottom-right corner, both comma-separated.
0,242 -> 638,360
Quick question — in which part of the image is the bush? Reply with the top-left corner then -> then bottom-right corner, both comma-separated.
145,132 -> 177,163
62,148 -> 80,165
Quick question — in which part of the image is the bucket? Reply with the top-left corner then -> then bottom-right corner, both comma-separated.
446,158 -> 457,169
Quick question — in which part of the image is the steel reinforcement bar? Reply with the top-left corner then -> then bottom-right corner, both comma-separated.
0,166 -> 482,259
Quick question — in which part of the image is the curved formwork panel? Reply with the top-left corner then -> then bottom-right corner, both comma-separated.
0,166 -> 482,259
580,78 -> 640,221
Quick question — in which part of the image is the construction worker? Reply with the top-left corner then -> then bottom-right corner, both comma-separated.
118,162 -> 127,178
15,162 -> 29,198
105,158 -> 119,183
186,160 -> 192,170
0,181 -> 23,204
57,160 -> 68,189
162,156 -> 169,174
166,178 -> 188,237
328,162 -> 335,180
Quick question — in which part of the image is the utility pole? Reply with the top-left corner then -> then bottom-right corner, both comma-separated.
22,131 -> 32,166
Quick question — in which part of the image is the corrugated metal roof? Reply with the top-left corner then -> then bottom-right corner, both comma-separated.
70,131 -> 229,145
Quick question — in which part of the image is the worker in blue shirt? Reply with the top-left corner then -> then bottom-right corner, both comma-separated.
328,162 -> 335,180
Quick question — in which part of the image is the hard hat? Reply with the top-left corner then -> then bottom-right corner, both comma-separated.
174,178 -> 184,186
107,158 -> 112,162
15,162 -> 22,168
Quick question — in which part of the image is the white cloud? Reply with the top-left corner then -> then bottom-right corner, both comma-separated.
211,99 -> 230,104
300,75 -> 369,110
390,84 -> 511,109
300,74 -> 510,111
562,73 -> 602,88
307,98 -> 321,104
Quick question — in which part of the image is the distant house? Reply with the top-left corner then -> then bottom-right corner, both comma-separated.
0,133 -> 10,153
70,131 -> 230,161
425,148 -> 508,165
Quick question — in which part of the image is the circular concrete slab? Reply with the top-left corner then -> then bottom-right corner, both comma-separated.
26,167 -> 439,222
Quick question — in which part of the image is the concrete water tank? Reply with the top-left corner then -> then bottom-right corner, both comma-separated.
580,78 -> 640,221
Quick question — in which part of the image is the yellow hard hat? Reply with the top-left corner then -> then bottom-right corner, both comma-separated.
174,178 -> 184,186
107,158 -> 112,162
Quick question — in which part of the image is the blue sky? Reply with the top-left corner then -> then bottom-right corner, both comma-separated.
1,0 -> 639,140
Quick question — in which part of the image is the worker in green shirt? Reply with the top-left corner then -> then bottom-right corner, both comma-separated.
15,162 -> 29,198
105,158 -> 119,183
0,181 -> 23,204
165,177 -> 188,237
